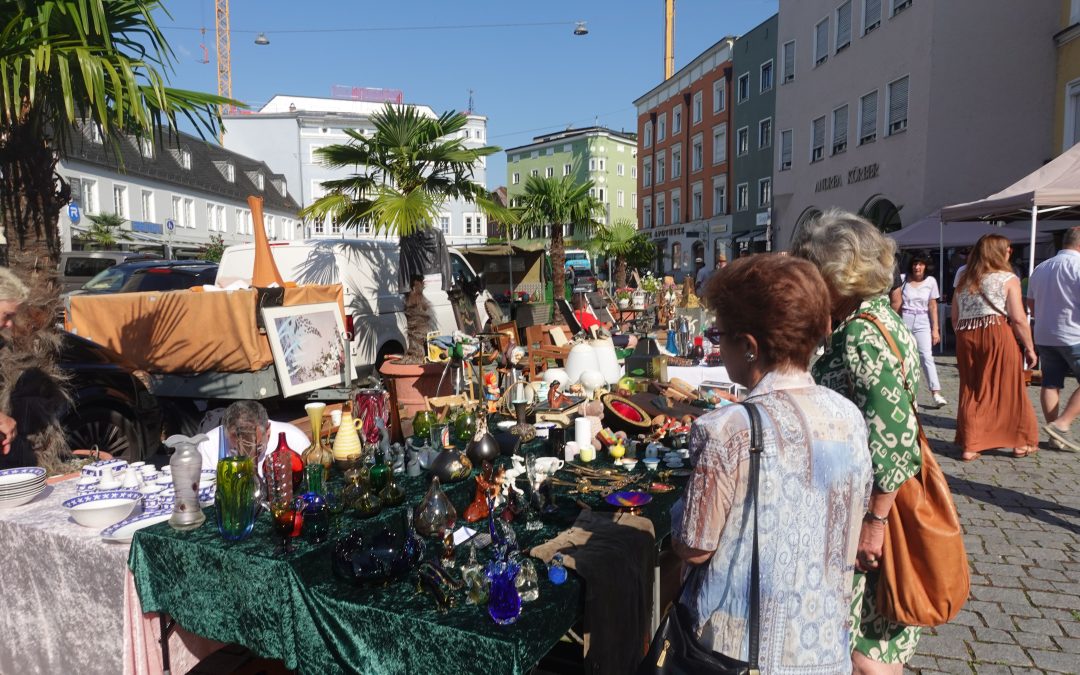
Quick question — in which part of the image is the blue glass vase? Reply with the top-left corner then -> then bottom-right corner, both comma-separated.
665,329 -> 680,356
486,560 -> 522,625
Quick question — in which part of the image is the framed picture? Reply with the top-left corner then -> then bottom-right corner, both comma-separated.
261,303 -> 346,398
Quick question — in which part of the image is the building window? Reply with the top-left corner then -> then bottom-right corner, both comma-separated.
758,118 -> 773,149
658,113 -> 667,141
77,178 -> 98,214
860,90 -> 878,144
887,76 -> 909,135
1072,0 -> 1080,24
672,145 -> 682,179
138,137 -> 154,159
691,184 -> 703,220
713,177 -> 727,215
440,216 -> 450,234
737,73 -> 750,103
268,215 -> 278,238
780,129 -> 793,170
814,18 -> 830,65
530,169 -> 539,177
512,172 -> 520,185
657,196 -> 666,226
465,215 -> 473,235
811,116 -> 826,162
643,202 -> 653,228
617,163 -> 624,176
545,166 -> 554,178
589,158 -> 597,171
692,91 -> 703,123
545,147 -> 553,155
713,124 -> 727,164
313,218 -> 324,235
644,122 -> 653,147
564,163 -> 573,176
217,205 -> 226,233
864,0 -> 882,33
598,188 -> 606,203
671,193 -> 681,224
672,243 -> 682,270
673,104 -> 682,134
631,192 -> 637,208
736,127 -> 749,156
760,60 -> 774,93
713,78 -> 726,112
782,41 -> 796,83
631,166 -> 637,178
736,183 -> 749,212
141,190 -> 153,221
255,174 -> 265,190
643,158 -> 653,186
758,178 -> 772,207
836,1 -> 853,51
599,158 -> 606,171
617,190 -> 625,208
832,105 -> 849,154
891,0 -> 912,16
172,195 -> 182,224
657,152 -> 666,183
692,135 -> 703,171
1064,78 -> 1080,150
206,203 -> 215,232
113,185 -> 128,219
183,198 -> 194,228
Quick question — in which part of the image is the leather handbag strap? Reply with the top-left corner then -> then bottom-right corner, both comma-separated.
742,401 -> 763,672
855,313 -> 931,450
976,289 -> 1011,323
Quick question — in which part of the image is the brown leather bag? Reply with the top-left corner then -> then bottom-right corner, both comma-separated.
858,313 -> 971,627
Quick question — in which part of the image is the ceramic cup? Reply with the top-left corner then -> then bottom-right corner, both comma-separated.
76,476 -> 99,493
128,461 -> 146,471
643,458 -> 661,472
563,441 -> 580,462
534,422 -> 556,439
645,444 -> 662,460
578,446 -> 596,463
141,471 -> 159,484
622,458 -> 639,471
533,457 -> 564,474
678,448 -> 691,460
140,484 -> 165,511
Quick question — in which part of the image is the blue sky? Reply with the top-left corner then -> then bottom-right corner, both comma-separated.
156,0 -> 778,189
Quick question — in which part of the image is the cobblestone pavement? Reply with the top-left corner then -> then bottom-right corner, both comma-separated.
910,355 -> 1080,674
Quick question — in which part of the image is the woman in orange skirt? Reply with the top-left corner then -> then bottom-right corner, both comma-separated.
951,234 -> 1039,460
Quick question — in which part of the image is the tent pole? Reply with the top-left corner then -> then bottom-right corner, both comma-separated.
939,216 -> 945,354
1029,206 -> 1038,278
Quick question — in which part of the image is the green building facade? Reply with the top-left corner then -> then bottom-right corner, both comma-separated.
505,127 -> 638,237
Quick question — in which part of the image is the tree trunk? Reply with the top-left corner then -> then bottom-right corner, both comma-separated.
615,257 -> 628,290
550,224 -> 565,301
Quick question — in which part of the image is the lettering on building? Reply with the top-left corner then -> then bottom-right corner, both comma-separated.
812,162 -> 881,193
815,175 -> 842,193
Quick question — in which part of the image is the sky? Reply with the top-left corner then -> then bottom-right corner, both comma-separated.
155,0 -> 779,189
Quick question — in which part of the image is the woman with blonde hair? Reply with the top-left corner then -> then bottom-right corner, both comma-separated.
792,209 -> 923,674
951,234 -> 1038,459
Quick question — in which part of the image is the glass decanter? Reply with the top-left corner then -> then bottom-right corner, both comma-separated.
415,476 -> 457,538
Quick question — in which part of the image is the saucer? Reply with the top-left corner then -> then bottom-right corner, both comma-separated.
664,460 -> 684,468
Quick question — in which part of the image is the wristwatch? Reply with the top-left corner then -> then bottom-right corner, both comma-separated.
863,511 -> 889,525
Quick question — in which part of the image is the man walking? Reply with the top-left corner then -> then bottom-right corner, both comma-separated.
1027,226 -> 1080,451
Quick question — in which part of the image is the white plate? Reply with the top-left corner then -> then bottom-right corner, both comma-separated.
100,511 -> 172,543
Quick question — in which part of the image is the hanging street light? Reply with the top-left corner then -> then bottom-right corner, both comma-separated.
573,21 -> 589,36
254,32 -> 270,45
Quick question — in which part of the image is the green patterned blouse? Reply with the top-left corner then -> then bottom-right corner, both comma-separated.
812,295 -> 923,493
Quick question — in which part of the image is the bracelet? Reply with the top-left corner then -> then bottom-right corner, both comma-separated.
863,511 -> 888,525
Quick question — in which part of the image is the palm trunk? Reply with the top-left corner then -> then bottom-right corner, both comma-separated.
550,224 -> 566,301
615,257 -> 628,290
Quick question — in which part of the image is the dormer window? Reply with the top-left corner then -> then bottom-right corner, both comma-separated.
214,160 -> 235,182
170,148 -> 192,169
256,174 -> 265,190
272,177 -> 287,196
138,137 -> 154,159
84,123 -> 103,144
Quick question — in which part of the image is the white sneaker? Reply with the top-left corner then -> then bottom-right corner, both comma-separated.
1048,436 -> 1066,450
932,392 -> 948,407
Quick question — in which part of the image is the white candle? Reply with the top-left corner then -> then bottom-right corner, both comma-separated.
574,416 -> 592,449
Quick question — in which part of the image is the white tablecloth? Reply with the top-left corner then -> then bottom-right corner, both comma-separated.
665,365 -> 732,388
0,478 -> 219,675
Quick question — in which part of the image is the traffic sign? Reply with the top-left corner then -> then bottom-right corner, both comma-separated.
166,219 -> 175,231
67,202 -> 81,224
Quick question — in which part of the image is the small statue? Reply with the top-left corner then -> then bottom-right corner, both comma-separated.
390,442 -> 406,475
406,445 -> 422,477
464,461 -> 501,523
547,380 -> 573,409
500,456 -> 527,498
483,372 -> 501,415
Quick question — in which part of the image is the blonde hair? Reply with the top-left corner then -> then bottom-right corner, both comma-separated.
0,267 -> 29,304
790,208 -> 896,300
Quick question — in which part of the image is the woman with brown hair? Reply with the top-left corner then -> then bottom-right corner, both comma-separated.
671,254 -> 872,672
951,234 -> 1039,460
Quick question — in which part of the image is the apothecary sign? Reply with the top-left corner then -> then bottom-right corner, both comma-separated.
814,162 -> 880,193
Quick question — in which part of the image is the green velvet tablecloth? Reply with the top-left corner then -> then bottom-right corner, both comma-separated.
129,452 -> 686,675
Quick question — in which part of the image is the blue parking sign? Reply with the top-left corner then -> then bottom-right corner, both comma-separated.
68,202 -> 81,223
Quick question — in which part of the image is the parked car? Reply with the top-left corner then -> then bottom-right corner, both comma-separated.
59,332 -> 163,461
565,267 -> 598,294
58,251 -> 163,293
70,260 -> 218,296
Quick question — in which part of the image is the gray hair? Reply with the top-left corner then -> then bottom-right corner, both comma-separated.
0,267 -> 29,304
222,400 -> 269,437
1064,226 -> 1080,250
790,208 -> 896,301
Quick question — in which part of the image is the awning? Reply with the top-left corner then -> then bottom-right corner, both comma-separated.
732,227 -> 767,242
458,242 -> 547,255
889,210 -> 1052,249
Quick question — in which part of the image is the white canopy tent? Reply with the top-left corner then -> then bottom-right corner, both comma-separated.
889,211 -> 1051,249
942,142 -> 1080,275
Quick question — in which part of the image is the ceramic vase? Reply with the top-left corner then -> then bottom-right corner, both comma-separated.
165,434 -> 209,531
591,337 -> 622,384
564,343 -> 598,384
578,370 -> 605,397
430,446 -> 473,484
332,403 -> 365,468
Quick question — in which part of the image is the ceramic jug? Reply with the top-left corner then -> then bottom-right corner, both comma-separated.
332,403 -> 365,468
165,434 -> 209,531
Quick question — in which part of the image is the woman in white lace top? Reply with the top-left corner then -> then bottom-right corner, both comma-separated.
951,234 -> 1039,460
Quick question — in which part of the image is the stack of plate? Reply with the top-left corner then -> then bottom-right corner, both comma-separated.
0,467 -> 46,508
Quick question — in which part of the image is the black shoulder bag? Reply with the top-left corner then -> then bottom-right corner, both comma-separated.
638,402 -> 763,675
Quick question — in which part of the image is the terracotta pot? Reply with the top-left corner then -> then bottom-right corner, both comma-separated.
47,449 -> 116,484
379,356 -> 445,423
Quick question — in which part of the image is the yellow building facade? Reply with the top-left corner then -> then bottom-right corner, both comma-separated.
1054,1 -> 1080,153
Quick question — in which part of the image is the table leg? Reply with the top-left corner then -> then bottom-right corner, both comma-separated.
159,613 -> 176,675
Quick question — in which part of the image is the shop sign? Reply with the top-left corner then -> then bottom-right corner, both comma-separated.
814,162 -> 880,193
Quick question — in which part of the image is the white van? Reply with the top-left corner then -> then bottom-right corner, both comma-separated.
216,239 -> 494,372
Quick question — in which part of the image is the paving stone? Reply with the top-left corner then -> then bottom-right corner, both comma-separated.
920,635 -> 963,659
1013,632 -> 1058,650
1060,621 -> 1080,638
1049,635 -> 1080,653
931,657 -> 978,674
969,642 -> 1034,667
997,602 -> 1045,618
1015,618 -> 1064,636
1028,649 -> 1080,673
1027,591 -> 1080,611
972,586 -> 1034,604
973,627 -> 1017,644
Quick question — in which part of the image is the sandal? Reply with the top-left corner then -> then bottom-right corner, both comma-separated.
961,452 -> 981,462
1013,446 -> 1036,458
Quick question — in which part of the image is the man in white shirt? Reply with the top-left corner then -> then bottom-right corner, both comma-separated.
196,400 -> 309,473
696,255 -> 726,293
1027,226 -> 1080,451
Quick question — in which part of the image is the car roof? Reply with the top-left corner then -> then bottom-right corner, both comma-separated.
113,260 -> 217,271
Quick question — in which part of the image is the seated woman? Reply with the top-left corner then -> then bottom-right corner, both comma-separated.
671,254 -> 873,672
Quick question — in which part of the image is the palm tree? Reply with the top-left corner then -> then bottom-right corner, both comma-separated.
81,212 -> 124,249
302,104 -> 508,363
0,0 -> 231,290
589,219 -> 643,289
516,174 -> 604,300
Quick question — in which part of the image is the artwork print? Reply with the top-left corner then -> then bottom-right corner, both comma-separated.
262,303 -> 346,397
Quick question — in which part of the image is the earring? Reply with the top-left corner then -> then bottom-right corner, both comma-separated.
744,351 -> 757,363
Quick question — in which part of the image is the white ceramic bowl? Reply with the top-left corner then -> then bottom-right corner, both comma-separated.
0,482 -> 45,509
63,491 -> 142,528
0,467 -> 46,491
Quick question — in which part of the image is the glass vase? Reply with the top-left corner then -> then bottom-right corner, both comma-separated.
298,463 -> 330,544
165,433 -> 208,531
412,410 -> 435,441
215,455 -> 257,542
415,476 -> 457,538
302,402 -> 334,484
487,559 -> 522,625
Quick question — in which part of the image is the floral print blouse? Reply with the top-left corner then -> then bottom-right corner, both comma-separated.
812,295 -> 923,493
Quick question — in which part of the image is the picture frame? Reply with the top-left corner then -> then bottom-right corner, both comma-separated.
261,302 -> 347,398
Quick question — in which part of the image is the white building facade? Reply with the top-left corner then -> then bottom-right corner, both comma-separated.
58,125 -> 301,256
773,0 -> 1058,246
222,95 -> 490,246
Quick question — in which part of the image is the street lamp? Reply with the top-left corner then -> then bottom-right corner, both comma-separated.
254,33 -> 270,45
573,21 -> 589,36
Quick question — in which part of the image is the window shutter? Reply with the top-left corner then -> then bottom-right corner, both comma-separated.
783,42 -> 795,81
837,2 -> 852,48
781,130 -> 793,167
834,106 -> 848,145
861,92 -> 878,139
815,21 -> 829,62
889,77 -> 909,129
865,0 -> 882,31
813,117 -> 826,148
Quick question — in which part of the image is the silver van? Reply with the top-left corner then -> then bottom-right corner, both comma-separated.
58,251 -> 162,293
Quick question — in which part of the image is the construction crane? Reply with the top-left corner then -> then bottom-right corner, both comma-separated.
664,0 -> 675,79
215,0 -> 232,120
